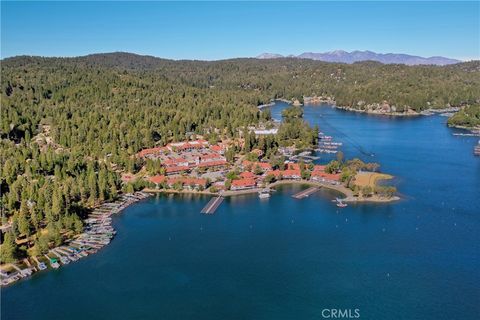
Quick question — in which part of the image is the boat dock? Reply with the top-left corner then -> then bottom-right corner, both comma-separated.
292,187 -> 319,199
201,196 -> 224,214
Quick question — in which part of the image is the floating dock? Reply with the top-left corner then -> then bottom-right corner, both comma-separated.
292,187 -> 319,199
201,196 -> 224,214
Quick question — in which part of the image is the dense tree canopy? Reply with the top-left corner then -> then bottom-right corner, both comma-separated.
1,53 -> 478,262
447,105 -> 480,128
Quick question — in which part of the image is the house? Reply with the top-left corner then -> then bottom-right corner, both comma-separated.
149,175 -> 167,186
311,171 -> 341,184
253,129 -> 278,135
209,145 -> 225,154
231,178 -> 257,190
197,153 -> 226,164
286,163 -> 301,170
196,160 -> 228,169
165,166 -> 190,175
167,177 -> 207,190
239,171 -> 255,179
163,158 -> 189,167
313,165 -> 326,172
137,147 -> 166,158
167,140 -> 208,152
242,160 -> 272,172
281,169 -> 301,180
264,169 -> 301,180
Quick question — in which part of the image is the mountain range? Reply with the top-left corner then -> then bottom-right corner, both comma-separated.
256,50 -> 461,65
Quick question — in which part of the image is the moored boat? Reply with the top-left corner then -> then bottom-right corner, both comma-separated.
258,189 -> 271,199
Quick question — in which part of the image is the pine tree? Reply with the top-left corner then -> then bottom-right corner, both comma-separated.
0,232 -> 18,263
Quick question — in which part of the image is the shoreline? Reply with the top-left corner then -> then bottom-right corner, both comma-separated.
298,98 -> 462,118
2,179 -> 398,286
145,179 -> 399,203
334,105 -> 421,117
447,124 -> 480,133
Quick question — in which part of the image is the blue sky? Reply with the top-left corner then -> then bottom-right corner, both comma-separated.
1,1 -> 479,60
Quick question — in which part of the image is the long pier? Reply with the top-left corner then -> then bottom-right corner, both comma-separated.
292,187 -> 319,199
201,196 -> 224,214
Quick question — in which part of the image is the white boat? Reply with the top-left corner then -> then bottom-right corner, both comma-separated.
258,190 -> 271,199
336,198 -> 348,208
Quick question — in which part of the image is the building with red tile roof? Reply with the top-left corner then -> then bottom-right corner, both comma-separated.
167,140 -> 208,151
239,171 -> 255,179
196,160 -> 228,168
209,145 -> 224,153
165,166 -> 190,175
265,169 -> 301,180
137,147 -> 166,158
163,158 -> 189,167
149,175 -> 167,185
286,163 -> 301,170
231,178 -> 257,190
242,160 -> 272,171
167,177 -> 207,189
311,171 -> 341,184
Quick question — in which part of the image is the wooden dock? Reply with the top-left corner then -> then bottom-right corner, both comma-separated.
292,187 -> 319,199
201,196 -> 224,214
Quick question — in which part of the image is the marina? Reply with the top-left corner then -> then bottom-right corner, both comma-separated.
0,191 -> 150,287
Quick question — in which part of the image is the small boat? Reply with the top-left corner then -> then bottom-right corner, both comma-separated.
258,189 -> 271,199
474,140 -> 480,156
336,198 -> 348,208
336,202 -> 348,208
44,255 -> 60,269
37,262 -> 47,270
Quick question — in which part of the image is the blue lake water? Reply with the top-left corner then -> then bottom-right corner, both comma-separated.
2,103 -> 479,319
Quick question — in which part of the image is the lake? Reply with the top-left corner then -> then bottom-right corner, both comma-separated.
2,102 -> 479,319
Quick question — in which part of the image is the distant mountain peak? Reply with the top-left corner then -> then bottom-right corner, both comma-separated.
255,50 -> 460,65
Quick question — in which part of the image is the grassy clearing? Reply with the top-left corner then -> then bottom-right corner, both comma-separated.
354,172 -> 393,188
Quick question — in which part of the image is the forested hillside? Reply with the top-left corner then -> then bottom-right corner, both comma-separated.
1,53 -> 479,262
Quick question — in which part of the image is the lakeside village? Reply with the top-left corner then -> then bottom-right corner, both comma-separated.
1,125 -> 398,286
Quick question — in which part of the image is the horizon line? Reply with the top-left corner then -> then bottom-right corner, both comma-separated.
2,50 -> 478,62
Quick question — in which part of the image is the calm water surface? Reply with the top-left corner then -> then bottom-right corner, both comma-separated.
2,103 -> 479,319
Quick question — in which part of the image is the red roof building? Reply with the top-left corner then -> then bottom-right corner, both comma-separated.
167,177 -> 207,189
311,171 -> 341,184
286,163 -> 301,170
137,147 -> 166,158
196,160 -> 228,168
242,160 -> 272,171
165,166 -> 190,175
265,169 -> 301,180
239,171 -> 255,179
149,175 -> 167,185
231,178 -> 257,190
210,145 -> 224,153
